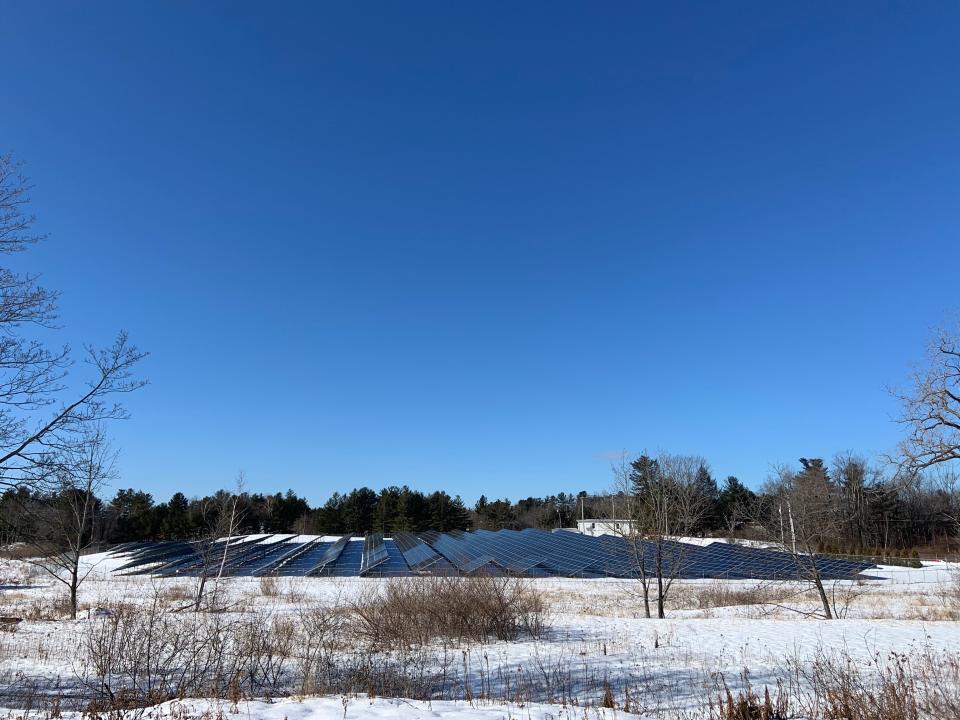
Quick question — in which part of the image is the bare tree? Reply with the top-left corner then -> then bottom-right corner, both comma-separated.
614,452 -> 711,619
19,428 -> 114,618
760,459 -> 841,619
0,153 -> 146,491
610,457 -> 655,617
833,452 -> 871,550
895,323 -> 960,473
192,476 -> 245,612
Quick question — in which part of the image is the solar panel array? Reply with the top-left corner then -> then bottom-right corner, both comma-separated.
108,529 -> 875,581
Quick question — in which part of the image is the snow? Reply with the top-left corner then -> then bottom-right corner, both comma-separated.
1,551 -> 958,718
126,697 -> 622,720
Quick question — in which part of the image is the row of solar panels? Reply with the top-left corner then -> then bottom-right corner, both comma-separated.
108,529 -> 876,581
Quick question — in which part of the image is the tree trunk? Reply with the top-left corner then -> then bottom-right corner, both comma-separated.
655,541 -> 666,619
70,551 -> 79,620
656,574 -> 665,619
812,568 -> 833,620
194,560 -> 208,612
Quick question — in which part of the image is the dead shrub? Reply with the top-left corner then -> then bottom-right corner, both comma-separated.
158,584 -> 193,605
713,683 -> 789,720
689,582 -> 797,610
23,593 -> 75,620
352,575 -> 547,647
259,573 -> 280,597
294,601 -> 347,694
0,544 -> 39,561
792,649 -> 960,720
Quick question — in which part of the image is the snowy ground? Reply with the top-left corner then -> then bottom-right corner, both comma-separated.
0,552 -> 958,719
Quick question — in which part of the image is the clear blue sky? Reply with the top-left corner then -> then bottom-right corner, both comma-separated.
3,2 -> 958,504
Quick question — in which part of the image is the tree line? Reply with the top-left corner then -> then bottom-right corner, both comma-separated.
1,452 -> 956,554
603,453 -> 959,555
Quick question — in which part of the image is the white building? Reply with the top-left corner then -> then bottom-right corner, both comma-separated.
576,518 -> 636,537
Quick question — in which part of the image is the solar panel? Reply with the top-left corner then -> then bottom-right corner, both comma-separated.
251,537 -> 322,576
108,531 -> 876,581
360,533 -> 389,575
305,535 -> 351,575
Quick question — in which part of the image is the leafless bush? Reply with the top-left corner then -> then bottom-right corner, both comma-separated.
56,592 -> 960,717
158,584 -> 193,606
0,545 -> 41,561
80,591 -> 300,709
258,574 -> 280,597
0,559 -> 42,586
684,582 -> 798,610
791,649 -> 960,720
294,601 -> 347,694
711,679 -> 789,720
352,575 -> 547,647
945,570 -> 960,606
23,593 -> 74,620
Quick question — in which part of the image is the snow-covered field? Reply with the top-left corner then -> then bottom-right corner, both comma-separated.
1,552 -> 958,719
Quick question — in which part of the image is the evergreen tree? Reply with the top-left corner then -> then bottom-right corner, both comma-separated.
428,491 -> 470,531
161,492 -> 192,539
716,476 -> 756,534
317,492 -> 346,533
693,463 -> 720,533
341,487 -> 377,534
108,489 -> 156,542
629,455 -> 662,496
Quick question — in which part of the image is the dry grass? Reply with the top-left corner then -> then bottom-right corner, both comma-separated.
159,583 -> 194,605
258,574 -> 280,597
792,649 -> 960,720
711,681 -> 789,720
681,582 -> 800,610
5,569 -> 960,716
0,545 -> 39,561
352,575 -> 548,647
21,593 -> 75,620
